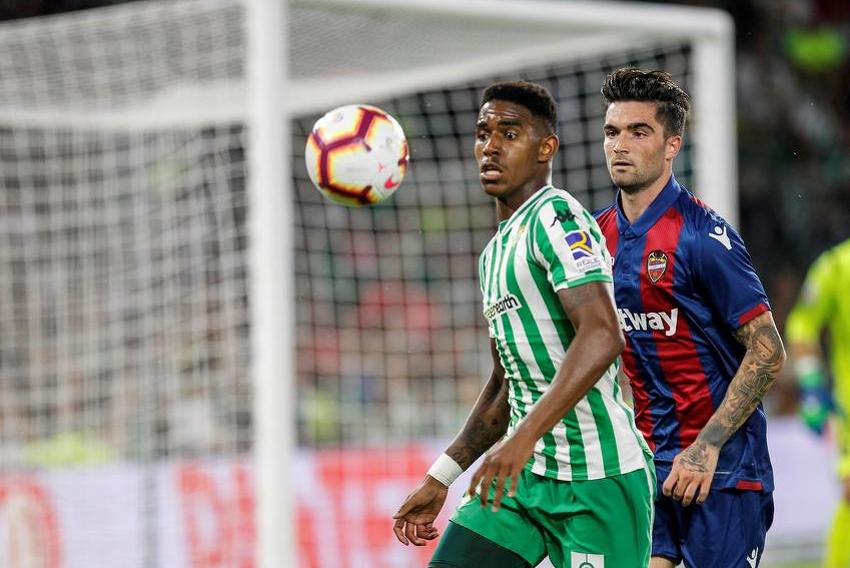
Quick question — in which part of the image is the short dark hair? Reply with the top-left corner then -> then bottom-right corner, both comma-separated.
481,80 -> 558,133
601,68 -> 690,137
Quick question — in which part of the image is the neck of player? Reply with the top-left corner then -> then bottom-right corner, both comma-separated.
618,166 -> 673,224
495,172 -> 552,222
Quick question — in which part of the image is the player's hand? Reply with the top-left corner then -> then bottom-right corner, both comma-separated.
662,440 -> 719,506
392,476 -> 447,546
467,433 -> 534,512
798,385 -> 832,436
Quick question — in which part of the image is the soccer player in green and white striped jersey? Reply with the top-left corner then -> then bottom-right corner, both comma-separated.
393,81 -> 654,568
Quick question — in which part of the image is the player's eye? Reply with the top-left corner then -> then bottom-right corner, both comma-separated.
476,131 -> 488,142
504,130 -> 518,140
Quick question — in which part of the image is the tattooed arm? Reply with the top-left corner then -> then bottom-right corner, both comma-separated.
392,338 -> 510,546
663,311 -> 786,506
444,338 -> 512,469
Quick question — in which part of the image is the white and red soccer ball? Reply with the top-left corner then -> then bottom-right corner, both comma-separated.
305,104 -> 409,207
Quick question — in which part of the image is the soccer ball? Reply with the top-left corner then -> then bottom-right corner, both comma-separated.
305,104 -> 409,207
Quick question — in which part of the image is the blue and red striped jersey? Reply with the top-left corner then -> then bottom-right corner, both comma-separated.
595,175 -> 773,492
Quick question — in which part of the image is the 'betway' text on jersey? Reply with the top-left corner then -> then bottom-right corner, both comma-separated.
479,185 -> 649,482
618,308 -> 679,337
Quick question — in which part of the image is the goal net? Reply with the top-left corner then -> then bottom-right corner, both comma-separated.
0,1 -> 738,566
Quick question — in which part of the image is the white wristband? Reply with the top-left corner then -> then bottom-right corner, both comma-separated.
427,453 -> 463,487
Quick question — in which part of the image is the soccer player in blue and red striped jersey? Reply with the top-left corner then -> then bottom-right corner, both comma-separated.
594,68 -> 786,568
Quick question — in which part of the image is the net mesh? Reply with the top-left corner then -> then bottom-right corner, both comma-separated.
0,125 -> 252,462
0,1 -> 697,565
293,46 -> 694,447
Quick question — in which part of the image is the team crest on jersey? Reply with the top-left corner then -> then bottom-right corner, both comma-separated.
565,230 -> 602,271
509,223 -> 527,245
647,250 -> 668,283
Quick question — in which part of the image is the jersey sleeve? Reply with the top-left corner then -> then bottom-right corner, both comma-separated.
786,251 -> 835,344
530,198 -> 612,291
694,217 -> 770,332
478,246 -> 497,339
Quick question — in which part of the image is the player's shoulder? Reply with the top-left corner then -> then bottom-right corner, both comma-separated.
675,187 -> 725,228
672,188 -> 756,265
529,186 -> 589,226
673,187 -> 739,247
480,230 -> 500,254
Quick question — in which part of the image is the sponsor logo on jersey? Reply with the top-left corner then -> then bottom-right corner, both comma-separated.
565,230 -> 602,271
618,307 -> 679,337
709,224 -> 732,250
646,250 -> 668,283
571,551 -> 604,567
550,207 -> 575,226
483,293 -> 522,320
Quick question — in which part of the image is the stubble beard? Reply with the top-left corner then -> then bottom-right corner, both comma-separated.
612,160 -> 665,195
612,171 -> 651,195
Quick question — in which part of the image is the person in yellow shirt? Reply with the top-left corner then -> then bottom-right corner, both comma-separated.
787,237 -> 850,567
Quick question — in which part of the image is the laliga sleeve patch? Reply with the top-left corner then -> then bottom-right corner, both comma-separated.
564,230 -> 602,272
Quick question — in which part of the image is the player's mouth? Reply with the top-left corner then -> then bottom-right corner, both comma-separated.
611,159 -> 633,168
480,162 -> 504,184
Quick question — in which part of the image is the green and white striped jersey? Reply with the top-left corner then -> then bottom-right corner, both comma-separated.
479,185 -> 650,481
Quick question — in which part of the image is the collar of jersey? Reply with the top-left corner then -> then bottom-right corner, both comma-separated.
498,184 -> 554,233
615,174 -> 682,238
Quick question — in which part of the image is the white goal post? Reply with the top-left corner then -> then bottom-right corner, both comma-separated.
0,1 -> 735,567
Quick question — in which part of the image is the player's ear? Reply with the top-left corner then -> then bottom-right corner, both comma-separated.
538,134 -> 559,163
665,134 -> 682,162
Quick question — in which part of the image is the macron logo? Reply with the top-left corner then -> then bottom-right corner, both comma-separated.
709,225 -> 732,250
747,548 -> 758,568
618,307 -> 679,337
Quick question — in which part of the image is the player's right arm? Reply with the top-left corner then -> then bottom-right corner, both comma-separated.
392,338 -> 510,546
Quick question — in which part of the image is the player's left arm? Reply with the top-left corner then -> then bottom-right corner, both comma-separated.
467,281 -> 624,511
663,311 -> 785,505
664,216 -> 786,505
469,282 -> 625,511
467,202 -> 623,511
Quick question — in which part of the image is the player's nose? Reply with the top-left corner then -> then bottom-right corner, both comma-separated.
611,135 -> 628,153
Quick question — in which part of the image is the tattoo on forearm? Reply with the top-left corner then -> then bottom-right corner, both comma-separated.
449,414 -> 508,469
699,316 -> 785,448
449,376 -> 510,470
